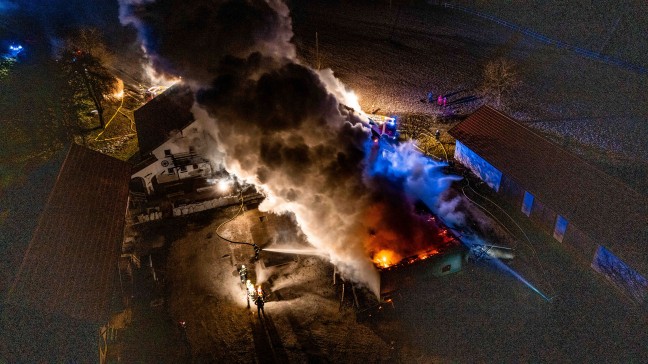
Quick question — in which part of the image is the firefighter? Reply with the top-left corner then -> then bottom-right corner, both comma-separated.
239,265 -> 248,284
254,292 -> 265,316
253,244 -> 261,261
245,279 -> 255,308
435,129 -> 441,140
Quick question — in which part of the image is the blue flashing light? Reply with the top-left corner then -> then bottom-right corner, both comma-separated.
7,44 -> 24,58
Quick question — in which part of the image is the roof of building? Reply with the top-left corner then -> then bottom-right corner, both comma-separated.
134,83 -> 195,156
0,148 -> 67,295
448,106 -> 648,274
7,144 -> 132,323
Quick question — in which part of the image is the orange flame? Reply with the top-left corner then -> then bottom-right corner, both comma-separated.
363,201 -> 460,270
112,78 -> 124,99
373,249 -> 402,269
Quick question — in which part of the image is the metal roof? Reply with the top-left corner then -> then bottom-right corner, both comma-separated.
448,106 -> 647,274
7,144 -> 132,323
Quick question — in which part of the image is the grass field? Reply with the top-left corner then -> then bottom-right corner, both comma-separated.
291,0 -> 648,192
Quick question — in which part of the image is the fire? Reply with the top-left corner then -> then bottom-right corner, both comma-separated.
341,89 -> 362,112
112,78 -> 124,99
364,201 -> 461,271
417,248 -> 440,261
141,52 -> 181,87
373,249 -> 402,269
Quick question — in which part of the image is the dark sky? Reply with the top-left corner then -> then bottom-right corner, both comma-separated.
0,0 -> 130,51
6,0 -> 119,31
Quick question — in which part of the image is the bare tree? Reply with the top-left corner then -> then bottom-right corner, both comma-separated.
59,28 -> 116,130
481,58 -> 520,109
68,28 -> 114,65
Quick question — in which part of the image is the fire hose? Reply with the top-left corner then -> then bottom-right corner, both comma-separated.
460,172 -> 557,298
214,191 -> 261,257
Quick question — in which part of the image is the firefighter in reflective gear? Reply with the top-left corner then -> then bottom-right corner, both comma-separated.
239,265 -> 248,284
246,279 -> 255,308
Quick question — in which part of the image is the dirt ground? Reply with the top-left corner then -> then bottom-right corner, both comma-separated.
135,189 -> 646,363
155,207 -> 395,363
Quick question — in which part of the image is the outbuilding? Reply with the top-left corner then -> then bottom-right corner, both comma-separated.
448,106 -> 647,304
4,144 -> 132,362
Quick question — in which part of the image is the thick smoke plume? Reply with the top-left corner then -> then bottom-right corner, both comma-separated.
119,0 -> 461,295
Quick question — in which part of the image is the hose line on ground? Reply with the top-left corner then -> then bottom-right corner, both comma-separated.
215,190 -> 254,247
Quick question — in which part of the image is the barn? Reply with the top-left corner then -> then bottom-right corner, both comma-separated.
448,106 -> 647,304
3,144 -> 132,362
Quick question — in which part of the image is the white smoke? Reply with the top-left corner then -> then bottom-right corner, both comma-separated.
194,91 -> 381,294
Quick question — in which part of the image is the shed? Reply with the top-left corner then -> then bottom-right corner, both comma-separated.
4,144 -> 132,362
448,106 -> 647,303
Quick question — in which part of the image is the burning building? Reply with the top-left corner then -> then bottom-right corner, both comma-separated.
129,83 -> 262,223
449,105 -> 648,304
368,210 -> 467,298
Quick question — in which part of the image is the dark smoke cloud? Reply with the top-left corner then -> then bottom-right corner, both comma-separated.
119,0 -> 295,80
194,53 -> 380,291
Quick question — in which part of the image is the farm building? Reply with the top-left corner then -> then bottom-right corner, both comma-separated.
448,106 -> 648,304
134,83 -> 195,157
130,83 -> 262,222
3,144 -> 132,363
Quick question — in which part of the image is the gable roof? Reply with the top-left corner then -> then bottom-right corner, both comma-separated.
7,144 -> 132,323
134,83 -> 195,156
448,106 -> 648,274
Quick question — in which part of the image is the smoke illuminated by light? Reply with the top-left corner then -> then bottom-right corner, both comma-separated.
118,0 -> 465,296
217,179 -> 231,193
141,47 -> 181,87
317,68 -> 366,117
